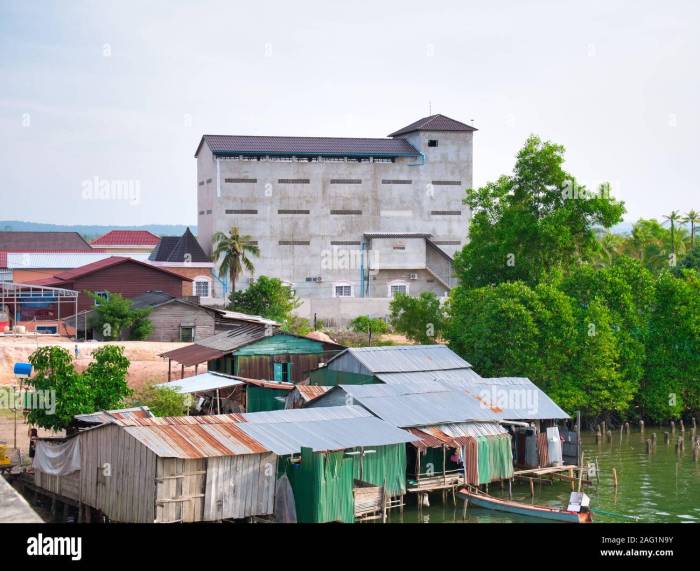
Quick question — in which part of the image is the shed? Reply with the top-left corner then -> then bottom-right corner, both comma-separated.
156,372 -> 294,414
307,382 -> 514,491
309,344 -> 474,386
161,326 -> 344,383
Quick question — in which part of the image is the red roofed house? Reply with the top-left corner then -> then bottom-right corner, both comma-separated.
27,256 -> 192,315
90,230 -> 161,253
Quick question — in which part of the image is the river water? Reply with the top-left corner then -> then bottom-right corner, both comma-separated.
389,428 -> 700,523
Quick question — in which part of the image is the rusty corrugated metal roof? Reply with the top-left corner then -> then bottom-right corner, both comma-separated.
123,422 -> 268,459
296,385 -> 331,401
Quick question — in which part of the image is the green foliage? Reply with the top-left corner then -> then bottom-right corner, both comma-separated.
454,135 -> 625,288
228,275 -> 301,323
83,345 -> 132,411
134,384 -> 189,417
281,315 -> 313,336
675,244 -> 700,275
642,271 -> 700,421
389,292 -> 444,344
87,291 -> 153,340
25,345 -> 132,431
348,315 -> 389,345
211,226 -> 260,293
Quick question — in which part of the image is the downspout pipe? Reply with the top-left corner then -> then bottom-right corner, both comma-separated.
408,152 -> 425,167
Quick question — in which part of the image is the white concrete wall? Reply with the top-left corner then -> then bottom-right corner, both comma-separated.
197,128 -> 473,299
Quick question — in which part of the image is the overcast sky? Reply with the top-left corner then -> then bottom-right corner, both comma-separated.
1,0 -> 698,226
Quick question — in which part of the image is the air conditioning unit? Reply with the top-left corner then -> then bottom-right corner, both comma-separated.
408,273 -> 418,280
312,276 -> 323,283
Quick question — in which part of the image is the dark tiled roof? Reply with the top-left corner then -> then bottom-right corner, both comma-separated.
388,114 -> 477,137
150,228 -> 209,263
91,230 -> 160,247
196,135 -> 420,158
149,237 -> 179,261
0,231 -> 92,251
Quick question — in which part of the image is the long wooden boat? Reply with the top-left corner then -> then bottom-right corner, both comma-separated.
457,488 -> 592,523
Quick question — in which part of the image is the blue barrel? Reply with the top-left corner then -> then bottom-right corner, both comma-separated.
13,362 -> 33,378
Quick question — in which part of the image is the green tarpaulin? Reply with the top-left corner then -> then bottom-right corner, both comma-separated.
351,444 -> 407,495
284,448 -> 355,523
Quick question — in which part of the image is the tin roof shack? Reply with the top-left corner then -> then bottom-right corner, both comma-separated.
160,325 -> 344,383
308,344 -> 477,386
155,372 -> 294,414
32,406 -> 414,523
307,382 -> 514,493
33,416 -> 277,523
236,406 -> 416,522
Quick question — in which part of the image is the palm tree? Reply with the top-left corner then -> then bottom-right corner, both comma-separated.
211,226 -> 260,294
663,210 -> 682,257
683,209 -> 700,249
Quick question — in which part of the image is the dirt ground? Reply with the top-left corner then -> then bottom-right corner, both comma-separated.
0,335 -> 190,388
0,335 -> 191,458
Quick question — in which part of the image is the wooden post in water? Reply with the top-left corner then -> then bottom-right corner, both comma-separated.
664,432 -> 670,445
646,439 -> 652,454
671,420 -> 675,434
640,420 -> 645,433
595,430 -> 602,444
607,430 -> 613,443
529,478 -> 535,497
693,442 -> 699,462
612,467 -> 618,489
625,421 -> 630,435
652,433 -> 657,448
680,419 -> 685,433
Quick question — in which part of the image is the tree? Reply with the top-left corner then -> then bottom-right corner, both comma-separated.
83,345 -> 132,411
454,135 -> 625,288
663,210 -> 683,259
228,275 -> 300,323
349,315 -> 388,345
281,315 -> 313,336
389,292 -> 444,345
88,292 -> 152,340
134,384 -> 188,417
683,209 -> 699,249
675,244 -> 700,275
642,270 -> 700,421
211,226 -> 260,293
25,345 -> 132,431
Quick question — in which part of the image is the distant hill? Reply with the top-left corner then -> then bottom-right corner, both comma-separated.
0,220 -> 196,241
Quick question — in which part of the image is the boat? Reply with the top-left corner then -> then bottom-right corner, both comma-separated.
457,488 -> 593,523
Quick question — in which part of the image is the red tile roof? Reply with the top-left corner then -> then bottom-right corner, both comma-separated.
91,230 -> 160,247
388,114 -> 477,137
28,256 -> 192,285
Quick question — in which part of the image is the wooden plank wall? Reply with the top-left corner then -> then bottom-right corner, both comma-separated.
79,424 -> 157,523
203,453 -> 277,520
155,457 -> 206,523
34,470 -> 80,501
147,302 -> 216,342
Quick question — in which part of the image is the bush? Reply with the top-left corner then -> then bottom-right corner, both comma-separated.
133,384 -> 189,417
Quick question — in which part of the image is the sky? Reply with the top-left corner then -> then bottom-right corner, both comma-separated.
1,0 -> 698,226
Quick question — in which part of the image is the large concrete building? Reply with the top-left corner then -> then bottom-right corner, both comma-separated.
195,114 -> 475,317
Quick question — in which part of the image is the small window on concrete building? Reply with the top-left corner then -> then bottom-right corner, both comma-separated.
428,139 -> 439,147
194,277 -> 210,297
388,281 -> 409,297
333,284 -> 353,298
180,325 -> 195,343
